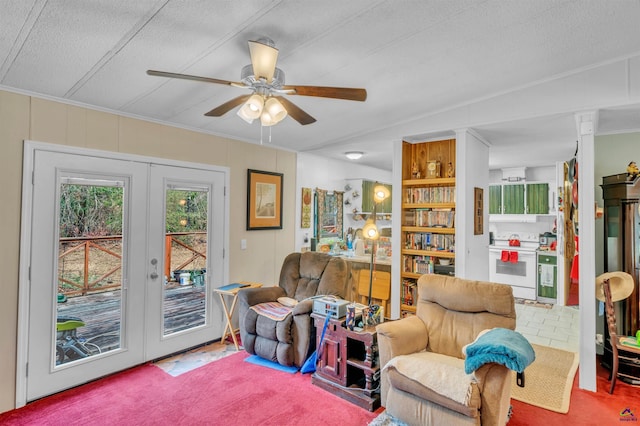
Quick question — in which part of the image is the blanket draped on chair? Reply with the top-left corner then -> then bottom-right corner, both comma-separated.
463,327 -> 535,374
250,302 -> 292,321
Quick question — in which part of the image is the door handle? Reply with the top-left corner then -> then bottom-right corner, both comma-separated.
150,258 -> 159,280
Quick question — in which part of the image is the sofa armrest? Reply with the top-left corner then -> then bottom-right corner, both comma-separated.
376,315 -> 428,407
237,286 -> 285,307
376,316 -> 428,368
472,363 -> 513,425
236,286 -> 285,320
292,299 -> 313,316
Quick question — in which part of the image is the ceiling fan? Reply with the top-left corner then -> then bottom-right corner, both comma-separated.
147,38 -> 367,126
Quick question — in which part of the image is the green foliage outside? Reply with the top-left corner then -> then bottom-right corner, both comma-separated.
59,185 -> 208,238
59,184 -> 124,238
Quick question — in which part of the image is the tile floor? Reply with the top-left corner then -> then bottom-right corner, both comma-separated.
515,301 -> 580,353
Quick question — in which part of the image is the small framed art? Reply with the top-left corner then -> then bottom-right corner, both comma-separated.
247,169 -> 283,230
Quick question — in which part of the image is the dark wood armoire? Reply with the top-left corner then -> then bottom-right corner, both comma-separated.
601,173 -> 640,384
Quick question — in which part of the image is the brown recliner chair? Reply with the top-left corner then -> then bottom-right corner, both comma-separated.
377,274 -> 516,426
238,252 -> 349,367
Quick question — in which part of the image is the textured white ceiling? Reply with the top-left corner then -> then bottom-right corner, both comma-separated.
1,0 -> 639,170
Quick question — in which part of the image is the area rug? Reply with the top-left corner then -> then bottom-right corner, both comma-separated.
510,343 -> 579,413
244,354 -> 299,373
368,411 -> 406,425
0,351 -> 379,426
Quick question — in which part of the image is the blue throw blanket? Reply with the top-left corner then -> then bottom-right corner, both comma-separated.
464,328 -> 535,374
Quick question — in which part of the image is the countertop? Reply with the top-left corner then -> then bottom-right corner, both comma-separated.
536,249 -> 557,256
330,252 -> 392,266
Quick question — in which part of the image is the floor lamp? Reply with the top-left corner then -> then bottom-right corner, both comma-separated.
361,183 -> 390,307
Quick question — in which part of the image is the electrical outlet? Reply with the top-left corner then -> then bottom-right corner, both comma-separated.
240,239 -> 247,250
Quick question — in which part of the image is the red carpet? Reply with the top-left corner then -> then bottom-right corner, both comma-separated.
509,357 -> 639,425
0,352 -> 381,425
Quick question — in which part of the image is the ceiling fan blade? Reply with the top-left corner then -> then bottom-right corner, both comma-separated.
204,95 -> 251,117
147,70 -> 245,88
275,96 -> 316,125
281,85 -> 367,102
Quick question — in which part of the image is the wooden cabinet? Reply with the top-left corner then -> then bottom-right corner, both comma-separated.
399,139 -> 456,316
489,182 -> 549,215
310,313 -> 380,411
489,185 -> 502,214
345,179 -> 392,215
601,173 -> 640,383
503,183 -> 525,214
527,183 -> 550,214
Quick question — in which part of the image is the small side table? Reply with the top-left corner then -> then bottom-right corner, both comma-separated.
310,313 -> 381,411
214,281 -> 262,350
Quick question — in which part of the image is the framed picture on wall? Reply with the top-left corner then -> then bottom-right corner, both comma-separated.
247,169 -> 283,230
474,187 -> 483,235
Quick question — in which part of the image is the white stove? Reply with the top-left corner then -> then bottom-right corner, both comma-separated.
489,232 -> 539,300
489,232 -> 540,252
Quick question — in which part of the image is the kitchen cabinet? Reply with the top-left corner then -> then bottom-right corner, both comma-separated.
345,179 -> 392,216
399,139 -> 456,317
527,183 -> 550,214
489,185 -> 502,214
489,182 -> 549,215
537,252 -> 557,303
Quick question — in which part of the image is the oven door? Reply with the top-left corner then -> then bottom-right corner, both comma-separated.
489,249 -> 537,299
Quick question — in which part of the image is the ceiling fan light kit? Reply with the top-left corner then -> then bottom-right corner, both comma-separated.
248,38 -> 278,83
147,36 -> 366,129
237,93 -> 264,123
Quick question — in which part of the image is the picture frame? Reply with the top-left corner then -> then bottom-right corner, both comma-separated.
474,187 -> 483,235
247,169 -> 283,230
301,187 -> 312,228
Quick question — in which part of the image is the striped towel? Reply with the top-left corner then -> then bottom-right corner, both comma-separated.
251,302 -> 293,321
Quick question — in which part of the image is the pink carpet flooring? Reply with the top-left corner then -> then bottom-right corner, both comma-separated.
0,351 -> 381,425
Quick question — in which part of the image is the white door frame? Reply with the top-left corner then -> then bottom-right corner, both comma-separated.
16,140 -> 230,407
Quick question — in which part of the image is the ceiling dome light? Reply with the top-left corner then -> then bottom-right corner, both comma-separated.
345,151 -> 363,160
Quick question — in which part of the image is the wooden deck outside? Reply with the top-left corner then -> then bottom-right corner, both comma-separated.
56,284 -> 208,352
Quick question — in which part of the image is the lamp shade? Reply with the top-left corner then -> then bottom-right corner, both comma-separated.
362,218 -> 380,240
237,94 -> 264,122
260,111 -> 275,126
373,184 -> 390,203
249,39 -> 278,83
264,97 -> 287,124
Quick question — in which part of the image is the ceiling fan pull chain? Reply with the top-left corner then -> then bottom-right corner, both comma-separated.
260,123 -> 263,145
269,126 -> 272,144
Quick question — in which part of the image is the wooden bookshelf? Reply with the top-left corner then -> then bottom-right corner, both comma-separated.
399,139 -> 456,317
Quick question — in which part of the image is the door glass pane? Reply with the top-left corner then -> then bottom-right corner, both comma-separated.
163,187 -> 208,335
56,179 -> 123,366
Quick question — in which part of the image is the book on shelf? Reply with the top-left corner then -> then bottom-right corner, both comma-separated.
403,186 -> 456,204
403,233 -> 454,252
413,209 -> 454,228
401,279 -> 417,306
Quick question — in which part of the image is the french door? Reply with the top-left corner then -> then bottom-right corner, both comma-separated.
145,164 -> 225,359
21,145 -> 227,402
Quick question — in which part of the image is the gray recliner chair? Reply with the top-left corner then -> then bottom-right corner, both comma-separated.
238,252 -> 349,367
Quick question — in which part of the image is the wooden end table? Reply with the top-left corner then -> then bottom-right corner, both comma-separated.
310,312 -> 381,411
